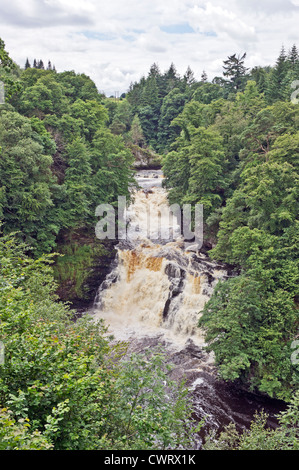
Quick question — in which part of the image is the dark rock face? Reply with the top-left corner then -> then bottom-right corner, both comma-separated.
82,240 -> 118,308
163,262 -> 186,318
53,230 -> 118,309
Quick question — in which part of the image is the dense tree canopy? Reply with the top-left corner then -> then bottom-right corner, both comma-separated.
161,52 -> 299,402
0,42 -> 135,254
0,36 -> 298,449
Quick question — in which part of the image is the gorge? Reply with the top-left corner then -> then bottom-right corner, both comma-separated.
92,170 -> 286,447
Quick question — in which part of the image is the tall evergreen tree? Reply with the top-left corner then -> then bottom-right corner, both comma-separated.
148,62 -> 161,79
140,75 -> 160,110
25,58 -> 31,69
266,46 -> 290,102
163,63 -> 180,93
250,66 -> 268,94
223,52 -> 249,92
183,66 -> 196,86
288,44 -> 299,70
201,70 -> 208,83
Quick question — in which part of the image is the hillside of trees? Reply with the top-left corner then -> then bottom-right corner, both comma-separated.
114,46 -> 299,402
0,37 -> 298,449
159,48 -> 299,402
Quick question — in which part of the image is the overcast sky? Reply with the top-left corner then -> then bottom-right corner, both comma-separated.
1,0 -> 299,96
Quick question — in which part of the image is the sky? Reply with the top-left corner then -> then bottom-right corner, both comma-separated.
1,0 -> 299,96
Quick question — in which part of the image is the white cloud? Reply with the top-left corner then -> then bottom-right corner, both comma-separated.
236,0 -> 298,14
0,0 -> 299,95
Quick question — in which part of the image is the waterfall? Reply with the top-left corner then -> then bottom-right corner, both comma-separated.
93,170 -> 227,346
92,169 -> 285,444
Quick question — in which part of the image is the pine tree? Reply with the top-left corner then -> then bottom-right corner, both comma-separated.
288,44 -> 299,70
201,70 -> 208,83
33,59 -> 37,68
223,52 -> 249,92
250,66 -> 268,94
266,46 -> 289,102
25,58 -> 31,69
140,75 -> 160,110
47,60 -> 52,70
163,63 -> 179,93
148,63 -> 161,79
183,66 -> 196,86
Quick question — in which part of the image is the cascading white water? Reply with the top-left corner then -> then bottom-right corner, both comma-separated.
92,169 -> 285,445
93,170 -> 227,347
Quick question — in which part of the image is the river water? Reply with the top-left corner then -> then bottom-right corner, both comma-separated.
92,169 -> 286,448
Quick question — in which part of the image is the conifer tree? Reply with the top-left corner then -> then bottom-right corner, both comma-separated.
184,66 -> 196,86
288,44 -> 299,70
163,63 -> 180,93
266,46 -> 290,102
140,75 -> 160,110
148,62 -> 161,79
25,58 -> 31,69
223,52 -> 249,92
201,70 -> 208,83
250,66 -> 268,94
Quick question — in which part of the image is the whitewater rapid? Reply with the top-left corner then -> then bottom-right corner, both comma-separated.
91,170 -> 285,445
93,170 -> 226,348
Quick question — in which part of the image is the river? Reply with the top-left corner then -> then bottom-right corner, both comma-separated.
92,169 -> 286,448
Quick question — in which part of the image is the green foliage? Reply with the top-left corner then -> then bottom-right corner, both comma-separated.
163,120 -> 226,219
109,99 -> 133,136
161,47 -> 299,401
69,99 -> 108,141
0,39 -> 14,70
222,52 -> 249,93
0,234 -> 197,450
0,110 -> 60,254
0,36 -> 299,446
157,88 -> 188,151
18,74 -> 69,117
104,349 -> 198,450
127,63 -> 196,151
0,407 -> 53,450
55,71 -> 101,103
192,82 -> 224,104
0,46 -> 136,254
53,240 -> 109,301
127,114 -> 146,147
63,138 -> 93,226
199,271 -> 298,399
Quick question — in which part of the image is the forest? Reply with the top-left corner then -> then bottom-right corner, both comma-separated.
0,37 -> 298,450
